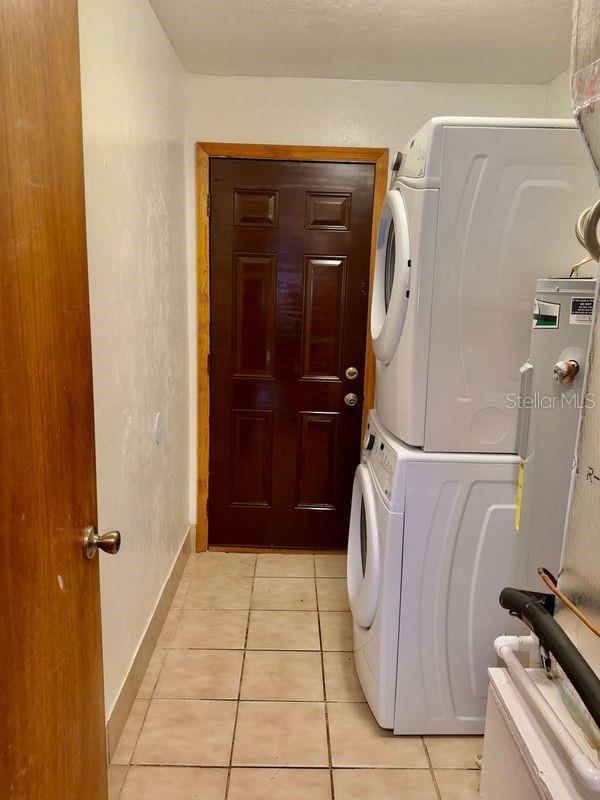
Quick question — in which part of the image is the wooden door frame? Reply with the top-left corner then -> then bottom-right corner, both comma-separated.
195,142 -> 389,552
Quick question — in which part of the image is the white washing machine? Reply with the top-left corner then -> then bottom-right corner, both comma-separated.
371,116 -> 598,453
347,415 -> 405,729
348,411 -> 522,733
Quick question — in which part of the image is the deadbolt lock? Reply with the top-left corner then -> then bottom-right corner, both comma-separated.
83,525 -> 122,560
345,366 -> 359,380
344,392 -> 359,407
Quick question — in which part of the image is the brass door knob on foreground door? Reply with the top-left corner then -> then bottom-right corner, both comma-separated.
83,525 -> 122,560
344,393 -> 359,407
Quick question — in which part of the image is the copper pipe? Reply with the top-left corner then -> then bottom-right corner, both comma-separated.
538,567 -> 600,640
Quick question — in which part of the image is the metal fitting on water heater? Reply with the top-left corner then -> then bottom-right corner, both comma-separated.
553,359 -> 579,385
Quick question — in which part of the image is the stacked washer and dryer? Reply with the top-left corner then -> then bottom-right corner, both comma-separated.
346,117 -> 598,734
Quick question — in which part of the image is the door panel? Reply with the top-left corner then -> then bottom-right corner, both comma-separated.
295,411 -> 340,509
209,159 -> 375,548
0,1 -> 107,797
234,189 -> 279,227
233,254 -> 277,377
301,256 -> 347,379
230,409 -> 274,506
305,192 -> 352,230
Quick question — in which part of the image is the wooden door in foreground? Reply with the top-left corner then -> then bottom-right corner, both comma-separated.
209,158 -> 375,549
0,1 -> 108,797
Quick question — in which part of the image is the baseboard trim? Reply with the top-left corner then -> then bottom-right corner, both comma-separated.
209,545 -> 347,554
106,525 -> 195,760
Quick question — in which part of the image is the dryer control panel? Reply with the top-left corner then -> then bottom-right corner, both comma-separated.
399,121 -> 431,178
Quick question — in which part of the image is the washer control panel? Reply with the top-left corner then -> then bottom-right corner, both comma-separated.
363,423 -> 397,500
376,441 -> 397,475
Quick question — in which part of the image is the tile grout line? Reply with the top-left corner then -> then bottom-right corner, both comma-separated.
223,555 -> 257,799
423,736 -> 443,800
315,558 -> 336,800
120,694 -> 151,773
109,764 -> 129,799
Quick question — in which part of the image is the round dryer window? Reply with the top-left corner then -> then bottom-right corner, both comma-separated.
347,464 -> 380,629
371,188 -> 411,364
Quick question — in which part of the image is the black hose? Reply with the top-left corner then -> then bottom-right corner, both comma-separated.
500,587 -> 600,730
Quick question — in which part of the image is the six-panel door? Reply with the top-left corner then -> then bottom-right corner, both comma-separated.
209,159 -> 375,548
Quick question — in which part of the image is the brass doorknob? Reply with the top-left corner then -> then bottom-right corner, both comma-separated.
345,366 -> 359,380
344,393 -> 358,407
83,525 -> 122,560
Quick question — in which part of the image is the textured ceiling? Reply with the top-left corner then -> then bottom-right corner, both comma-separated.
149,0 -> 572,85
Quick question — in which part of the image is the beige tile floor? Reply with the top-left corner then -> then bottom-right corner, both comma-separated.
109,552 -> 482,799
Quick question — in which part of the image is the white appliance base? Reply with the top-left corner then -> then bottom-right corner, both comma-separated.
480,668 -> 600,800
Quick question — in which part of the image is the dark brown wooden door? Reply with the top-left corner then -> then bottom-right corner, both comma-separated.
209,158 -> 375,549
0,2 -> 108,798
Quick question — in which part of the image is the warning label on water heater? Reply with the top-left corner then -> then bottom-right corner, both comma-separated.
532,299 -> 560,329
570,297 -> 595,325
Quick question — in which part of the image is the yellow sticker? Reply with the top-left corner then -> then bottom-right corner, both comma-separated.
514,458 -> 525,532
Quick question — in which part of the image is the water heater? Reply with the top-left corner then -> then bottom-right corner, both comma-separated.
515,277 -> 596,588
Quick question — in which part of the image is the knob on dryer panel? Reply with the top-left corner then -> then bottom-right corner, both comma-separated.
364,433 -> 376,451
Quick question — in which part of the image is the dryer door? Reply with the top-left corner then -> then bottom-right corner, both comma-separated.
347,464 -> 381,629
371,188 -> 411,364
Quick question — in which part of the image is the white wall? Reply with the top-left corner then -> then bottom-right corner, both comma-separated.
78,0 -> 189,716
545,69 -> 572,116
184,74 -> 548,155
183,74 -> 550,521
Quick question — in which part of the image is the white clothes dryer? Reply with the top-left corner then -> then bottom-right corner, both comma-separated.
372,117 -> 598,453
348,411 -> 522,733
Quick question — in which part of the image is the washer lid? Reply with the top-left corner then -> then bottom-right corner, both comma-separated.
371,189 -> 412,364
347,464 -> 381,629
